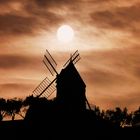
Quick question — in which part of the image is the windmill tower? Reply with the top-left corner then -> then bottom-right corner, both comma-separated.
33,50 -> 91,111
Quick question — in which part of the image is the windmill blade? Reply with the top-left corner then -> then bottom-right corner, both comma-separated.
63,50 -> 80,67
72,53 -> 81,65
43,58 -> 54,76
42,86 -> 56,98
43,50 -> 58,76
46,50 -> 57,66
33,77 -> 56,98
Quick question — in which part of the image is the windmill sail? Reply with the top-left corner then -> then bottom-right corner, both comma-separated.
33,77 -> 56,98
43,50 -> 58,76
63,50 -> 80,68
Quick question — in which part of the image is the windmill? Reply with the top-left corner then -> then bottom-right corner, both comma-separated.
33,50 -> 91,110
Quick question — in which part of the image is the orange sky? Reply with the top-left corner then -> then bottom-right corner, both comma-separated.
0,0 -> 140,111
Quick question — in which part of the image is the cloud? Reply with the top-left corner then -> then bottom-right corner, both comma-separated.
82,45 -> 140,78
0,83 -> 27,89
1,0 -> 139,38
0,83 -> 34,98
80,47 -> 140,111
0,0 -> 66,37
90,3 -> 140,33
0,54 -> 42,70
84,68 -> 126,87
0,14 -> 38,36
33,0 -> 77,7
0,0 -> 11,4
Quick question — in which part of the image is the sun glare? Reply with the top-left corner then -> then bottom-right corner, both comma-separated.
57,25 -> 74,43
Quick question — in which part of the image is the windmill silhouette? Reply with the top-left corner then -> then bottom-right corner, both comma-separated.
33,50 -> 91,111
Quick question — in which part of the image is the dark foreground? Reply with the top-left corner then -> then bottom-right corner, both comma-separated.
0,98 -> 140,140
0,118 -> 140,140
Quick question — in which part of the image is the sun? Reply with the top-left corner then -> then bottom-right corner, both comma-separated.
57,25 -> 74,43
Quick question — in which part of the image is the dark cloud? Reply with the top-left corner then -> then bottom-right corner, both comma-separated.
90,3 -> 140,32
86,0 -> 111,3
0,0 -> 77,8
33,0 -> 77,7
0,0 -> 67,37
0,0 -> 11,4
0,54 -> 41,69
0,14 -> 38,35
83,45 -> 140,74
0,13 -> 63,36
84,68 -> 126,87
24,0 -> 77,26
0,83 -> 28,89
91,10 -> 125,29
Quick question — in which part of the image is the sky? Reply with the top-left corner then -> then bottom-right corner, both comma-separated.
0,0 -> 140,111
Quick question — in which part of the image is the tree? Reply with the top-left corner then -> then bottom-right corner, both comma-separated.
103,107 -> 129,128
132,107 -> 140,126
0,98 -> 6,121
5,98 -> 23,120
23,95 -> 34,107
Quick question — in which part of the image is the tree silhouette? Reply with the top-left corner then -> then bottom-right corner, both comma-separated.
23,95 -> 34,107
132,107 -> 140,126
0,94 -> 139,129
103,107 -> 130,127
0,96 -> 36,120
5,98 -> 23,120
0,98 -> 6,121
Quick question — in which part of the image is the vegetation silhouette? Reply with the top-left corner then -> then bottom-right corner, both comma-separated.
0,50 -> 140,139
